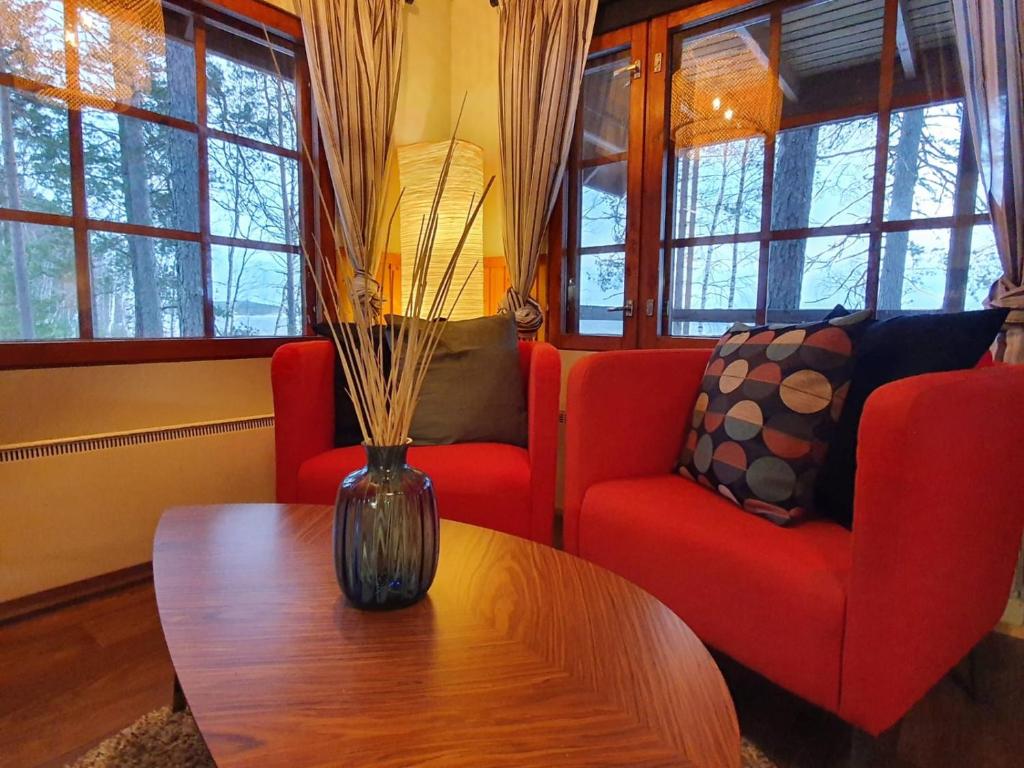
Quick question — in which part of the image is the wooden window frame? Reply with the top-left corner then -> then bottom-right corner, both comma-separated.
0,0 -> 314,369
548,0 -> 989,352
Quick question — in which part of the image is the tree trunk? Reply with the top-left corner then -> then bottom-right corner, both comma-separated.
671,150 -> 691,330
1,85 -> 34,338
699,143 -> 730,310
878,108 -> 925,311
276,78 -> 297,335
165,40 -> 204,336
728,140 -> 751,308
682,149 -> 700,336
117,102 -> 162,336
768,127 -> 819,311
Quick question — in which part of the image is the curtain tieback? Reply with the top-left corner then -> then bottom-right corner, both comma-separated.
500,287 -> 544,339
351,269 -> 383,318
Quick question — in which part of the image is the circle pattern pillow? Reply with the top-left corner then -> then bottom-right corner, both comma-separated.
678,311 -> 872,526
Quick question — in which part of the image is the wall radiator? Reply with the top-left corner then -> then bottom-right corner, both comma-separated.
0,415 -> 276,604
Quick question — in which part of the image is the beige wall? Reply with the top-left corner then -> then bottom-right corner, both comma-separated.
0,360 -> 277,602
386,1 -> 504,259
449,0 -> 503,259
0,358 -> 272,445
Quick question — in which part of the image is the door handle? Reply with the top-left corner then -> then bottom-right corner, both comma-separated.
606,299 -> 634,318
613,60 -> 642,81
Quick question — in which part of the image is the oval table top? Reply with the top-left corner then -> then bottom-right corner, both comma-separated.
154,504 -> 739,768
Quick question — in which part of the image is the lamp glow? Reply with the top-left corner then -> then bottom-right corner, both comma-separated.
398,141 -> 485,320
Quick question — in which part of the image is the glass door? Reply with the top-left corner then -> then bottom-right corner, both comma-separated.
550,0 -> 985,350
640,6 -> 782,347
549,23 -> 646,350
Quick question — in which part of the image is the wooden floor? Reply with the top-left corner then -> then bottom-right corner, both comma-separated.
1,581 -> 1021,768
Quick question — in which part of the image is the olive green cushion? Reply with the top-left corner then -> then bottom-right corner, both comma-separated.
405,314 -> 527,447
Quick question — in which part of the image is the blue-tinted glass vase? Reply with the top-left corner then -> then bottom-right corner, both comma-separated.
333,444 -> 439,610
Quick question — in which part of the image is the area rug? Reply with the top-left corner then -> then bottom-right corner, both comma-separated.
69,707 -> 778,767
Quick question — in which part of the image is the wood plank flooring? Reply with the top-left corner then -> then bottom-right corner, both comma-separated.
0,579 -> 1021,768
0,584 -> 174,768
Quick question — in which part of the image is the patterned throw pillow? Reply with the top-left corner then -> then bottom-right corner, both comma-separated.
678,311 -> 872,526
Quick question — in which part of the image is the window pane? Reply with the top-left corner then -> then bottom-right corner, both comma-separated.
83,109 -> 199,231
966,224 -> 1001,311
892,0 -> 960,103
674,140 -> 765,238
780,0 -> 884,122
570,47 -> 632,336
88,232 -> 203,338
885,102 -> 963,221
581,50 -> 629,163
772,117 -> 876,230
211,244 -> 302,337
0,0 -> 67,87
667,242 -> 759,336
209,139 -> 299,246
668,20 -> 774,239
768,234 -> 870,319
578,249 -> 625,336
580,161 -> 626,248
0,87 -> 71,215
0,221 -> 77,340
206,43 -> 296,150
77,6 -> 196,121
879,228 -> 952,311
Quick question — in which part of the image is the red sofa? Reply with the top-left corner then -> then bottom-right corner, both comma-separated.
272,339 -> 560,544
565,348 -> 1024,735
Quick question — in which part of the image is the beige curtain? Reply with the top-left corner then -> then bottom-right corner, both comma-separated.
497,0 -> 599,338
952,0 -> 1024,362
296,0 -> 403,316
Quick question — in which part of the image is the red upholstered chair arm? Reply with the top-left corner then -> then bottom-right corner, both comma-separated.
271,340 -> 335,503
840,365 -> 1024,734
522,342 -> 561,544
563,349 -> 712,553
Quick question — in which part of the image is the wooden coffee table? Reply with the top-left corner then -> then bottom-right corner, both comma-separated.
154,504 -> 739,767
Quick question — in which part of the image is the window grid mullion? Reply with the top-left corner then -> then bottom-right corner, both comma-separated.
865,0 -> 900,313
755,11 -> 783,326
64,0 -> 93,340
195,16 -> 215,338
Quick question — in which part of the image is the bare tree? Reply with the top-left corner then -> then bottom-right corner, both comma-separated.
0,84 -> 33,337
116,99 -> 162,335
166,38 -> 204,336
878,108 -> 925,310
768,127 -> 818,311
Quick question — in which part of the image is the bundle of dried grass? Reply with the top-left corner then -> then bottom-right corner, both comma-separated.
270,9 -> 492,447
305,132 -> 494,447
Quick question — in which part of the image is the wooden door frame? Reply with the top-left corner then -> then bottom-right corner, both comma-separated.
546,24 -> 649,351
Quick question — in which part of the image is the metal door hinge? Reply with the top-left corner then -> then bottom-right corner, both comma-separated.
653,52 -> 663,74
645,298 -> 655,317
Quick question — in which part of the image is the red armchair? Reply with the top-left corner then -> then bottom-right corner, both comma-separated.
565,348 -> 1024,735
272,339 -> 560,544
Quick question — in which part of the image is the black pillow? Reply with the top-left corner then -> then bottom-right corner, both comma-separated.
392,314 -> 528,447
313,323 -> 392,447
814,308 -> 1008,528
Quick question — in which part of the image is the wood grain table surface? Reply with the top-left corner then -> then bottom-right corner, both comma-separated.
153,504 -> 739,767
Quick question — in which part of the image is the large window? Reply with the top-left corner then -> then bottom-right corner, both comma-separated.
0,0 -> 308,359
552,0 -> 999,348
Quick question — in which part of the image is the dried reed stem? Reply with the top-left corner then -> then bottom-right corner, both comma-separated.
269,32 -> 491,446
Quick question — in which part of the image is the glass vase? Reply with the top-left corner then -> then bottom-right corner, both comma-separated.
333,444 -> 439,610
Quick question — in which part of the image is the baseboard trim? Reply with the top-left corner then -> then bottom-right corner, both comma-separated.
0,562 -> 153,626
